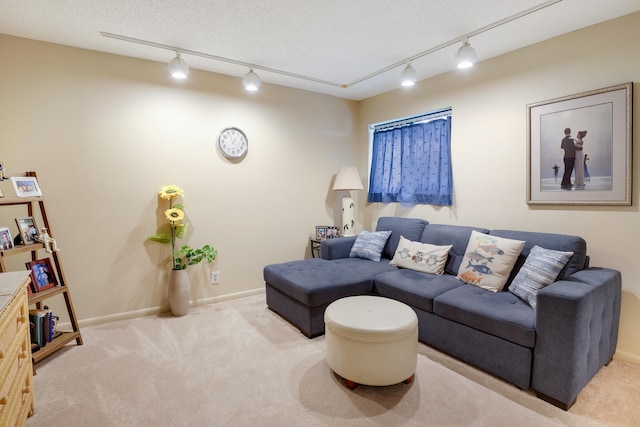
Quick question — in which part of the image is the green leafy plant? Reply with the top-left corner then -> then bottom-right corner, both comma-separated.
149,185 -> 217,270
173,245 -> 218,270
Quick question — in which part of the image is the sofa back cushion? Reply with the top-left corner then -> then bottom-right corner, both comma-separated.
375,217 -> 429,260
420,224 -> 490,275
489,230 -> 587,284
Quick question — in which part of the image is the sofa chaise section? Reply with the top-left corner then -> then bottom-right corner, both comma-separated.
265,258 -> 397,337
264,217 -> 428,337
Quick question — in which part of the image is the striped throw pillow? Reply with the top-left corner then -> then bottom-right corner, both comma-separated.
508,245 -> 573,310
349,230 -> 392,262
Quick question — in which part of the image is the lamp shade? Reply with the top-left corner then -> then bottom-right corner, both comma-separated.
456,41 -> 476,69
400,63 -> 417,87
243,69 -> 261,91
168,53 -> 189,79
333,167 -> 364,191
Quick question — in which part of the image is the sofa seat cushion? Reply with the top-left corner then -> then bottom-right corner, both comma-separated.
373,269 -> 464,313
433,285 -> 536,348
263,258 -> 397,307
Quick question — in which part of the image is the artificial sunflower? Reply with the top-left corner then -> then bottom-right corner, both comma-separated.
149,185 -> 217,270
165,208 -> 184,224
159,185 -> 185,200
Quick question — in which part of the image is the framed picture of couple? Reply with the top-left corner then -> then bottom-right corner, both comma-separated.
527,82 -> 632,206
16,217 -> 39,245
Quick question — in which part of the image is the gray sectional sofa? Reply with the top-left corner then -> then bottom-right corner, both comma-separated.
263,217 -> 621,410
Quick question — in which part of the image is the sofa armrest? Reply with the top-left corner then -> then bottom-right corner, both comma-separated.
320,236 -> 357,260
533,267 -> 621,409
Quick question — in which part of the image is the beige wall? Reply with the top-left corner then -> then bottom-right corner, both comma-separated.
0,34 -> 359,324
358,12 -> 640,363
1,11 -> 639,364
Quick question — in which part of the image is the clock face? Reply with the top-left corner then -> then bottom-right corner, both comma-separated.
218,127 -> 248,159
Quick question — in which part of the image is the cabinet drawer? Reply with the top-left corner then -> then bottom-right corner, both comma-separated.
0,290 -> 28,352
0,325 -> 29,409
16,357 -> 34,426
0,355 -> 32,427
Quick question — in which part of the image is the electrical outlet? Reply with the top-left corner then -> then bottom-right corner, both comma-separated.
211,271 -> 220,284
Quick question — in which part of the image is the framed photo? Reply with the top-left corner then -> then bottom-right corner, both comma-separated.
315,226 -> 327,240
326,226 -> 340,239
26,258 -> 58,292
527,82 -> 632,205
0,227 -> 14,250
11,176 -> 42,197
15,217 -> 39,245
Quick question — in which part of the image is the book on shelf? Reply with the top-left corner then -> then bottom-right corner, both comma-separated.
29,306 -> 57,348
29,309 -> 46,347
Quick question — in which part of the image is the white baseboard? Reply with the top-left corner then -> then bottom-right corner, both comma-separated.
63,288 -> 265,329
613,349 -> 640,366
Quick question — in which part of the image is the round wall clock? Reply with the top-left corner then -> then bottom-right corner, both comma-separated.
217,127 -> 248,159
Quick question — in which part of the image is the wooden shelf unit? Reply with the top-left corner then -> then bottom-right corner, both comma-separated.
0,172 -> 83,363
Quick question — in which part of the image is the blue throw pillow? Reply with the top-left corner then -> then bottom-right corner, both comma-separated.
349,230 -> 392,262
508,245 -> 573,310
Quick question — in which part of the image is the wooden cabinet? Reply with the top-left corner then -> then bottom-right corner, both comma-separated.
0,271 -> 35,426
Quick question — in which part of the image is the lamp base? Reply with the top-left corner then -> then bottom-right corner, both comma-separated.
341,197 -> 356,237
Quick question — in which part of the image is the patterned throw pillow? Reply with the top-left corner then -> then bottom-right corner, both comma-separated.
390,236 -> 452,274
349,230 -> 392,262
508,245 -> 573,310
457,230 -> 525,292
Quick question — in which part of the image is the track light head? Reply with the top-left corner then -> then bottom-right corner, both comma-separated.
456,39 -> 476,69
243,69 -> 261,91
168,52 -> 189,79
400,63 -> 417,87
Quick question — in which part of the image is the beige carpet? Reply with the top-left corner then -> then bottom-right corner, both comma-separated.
26,293 -> 639,427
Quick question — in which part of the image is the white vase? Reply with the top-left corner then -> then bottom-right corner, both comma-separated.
168,269 -> 190,316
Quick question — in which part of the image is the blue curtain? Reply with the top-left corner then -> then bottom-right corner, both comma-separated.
368,116 -> 452,205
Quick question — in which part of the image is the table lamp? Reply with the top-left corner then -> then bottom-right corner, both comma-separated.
333,166 -> 364,236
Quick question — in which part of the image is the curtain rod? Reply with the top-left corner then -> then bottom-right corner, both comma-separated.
371,108 -> 451,132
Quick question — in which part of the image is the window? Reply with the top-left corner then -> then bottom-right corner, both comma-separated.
368,108 -> 452,205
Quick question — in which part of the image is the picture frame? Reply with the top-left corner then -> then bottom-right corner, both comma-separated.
326,226 -> 340,239
11,176 -> 42,197
0,227 -> 14,250
527,82 -> 632,206
26,258 -> 58,292
15,217 -> 39,245
315,226 -> 327,240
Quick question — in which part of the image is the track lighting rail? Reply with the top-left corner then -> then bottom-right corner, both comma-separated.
99,0 -> 561,90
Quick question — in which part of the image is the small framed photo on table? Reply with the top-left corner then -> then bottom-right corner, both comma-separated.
315,226 -> 327,240
326,226 -> 339,239
11,176 -> 42,197
15,217 -> 39,245
26,258 -> 58,292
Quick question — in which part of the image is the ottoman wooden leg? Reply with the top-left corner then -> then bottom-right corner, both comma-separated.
345,379 -> 358,390
403,374 -> 415,384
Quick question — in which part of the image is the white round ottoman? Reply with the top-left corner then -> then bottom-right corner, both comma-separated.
324,295 -> 418,389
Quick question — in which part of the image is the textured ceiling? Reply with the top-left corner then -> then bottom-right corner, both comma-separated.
1,0 -> 639,100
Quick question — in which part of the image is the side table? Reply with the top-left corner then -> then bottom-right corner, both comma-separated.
310,238 -> 321,258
